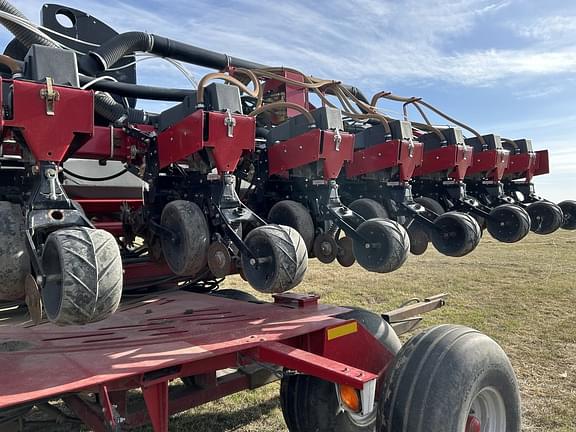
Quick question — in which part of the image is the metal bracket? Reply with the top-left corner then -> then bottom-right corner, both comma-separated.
39,77 -> 60,116
224,109 -> 236,138
333,128 -> 342,152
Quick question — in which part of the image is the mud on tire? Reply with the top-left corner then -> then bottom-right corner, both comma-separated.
42,227 -> 123,325
0,202 -> 29,300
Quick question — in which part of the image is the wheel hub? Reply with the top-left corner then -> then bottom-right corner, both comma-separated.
466,415 -> 481,432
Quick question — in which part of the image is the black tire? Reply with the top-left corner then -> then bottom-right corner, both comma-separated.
378,325 -> 521,432
487,204 -> 531,243
558,200 -> 576,230
161,200 -> 210,276
42,227 -> 123,325
241,224 -> 307,293
430,212 -> 481,257
407,223 -> 429,256
527,200 -> 563,235
353,219 -> 410,273
414,197 -> 445,218
268,200 -> 315,253
280,308 -> 400,432
348,198 -> 389,219
209,289 -> 259,302
0,202 -> 29,300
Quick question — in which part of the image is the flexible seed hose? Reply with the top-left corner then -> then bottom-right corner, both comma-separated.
196,71 -> 262,107
249,101 -> 316,125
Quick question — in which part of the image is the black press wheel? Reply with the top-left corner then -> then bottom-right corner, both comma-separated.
558,200 -> 576,230
0,202 -> 30,300
414,196 -> 445,218
526,200 -> 563,235
430,212 -> 481,257
407,223 -> 429,256
241,224 -> 307,293
161,200 -> 210,276
280,308 -> 400,432
348,198 -> 389,220
209,288 -> 259,302
486,204 -> 531,243
42,227 -> 123,325
378,325 -> 521,432
268,200 -> 315,252
352,219 -> 410,273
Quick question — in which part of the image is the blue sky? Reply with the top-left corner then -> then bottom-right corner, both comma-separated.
5,0 -> 576,202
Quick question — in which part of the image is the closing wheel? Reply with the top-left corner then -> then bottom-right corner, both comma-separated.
377,325 -> 521,432
430,212 -> 481,257
348,198 -> 388,219
336,237 -> 356,267
42,227 -> 123,325
241,224 -> 307,293
407,223 -> 429,255
161,200 -> 210,276
526,200 -> 563,235
280,308 -> 400,432
487,204 -> 531,243
268,200 -> 315,252
558,200 -> 576,230
352,219 -> 410,273
313,233 -> 339,264
0,202 -> 29,300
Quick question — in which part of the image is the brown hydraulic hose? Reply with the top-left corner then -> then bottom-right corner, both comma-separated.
196,72 -> 260,105
249,101 -> 316,125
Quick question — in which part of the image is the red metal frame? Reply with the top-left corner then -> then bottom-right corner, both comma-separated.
2,78 -> 94,162
345,139 -> 424,181
503,152 -> 537,181
466,149 -> 510,181
413,144 -> 473,181
267,129 -> 354,179
157,110 -> 255,172
0,292 -> 392,432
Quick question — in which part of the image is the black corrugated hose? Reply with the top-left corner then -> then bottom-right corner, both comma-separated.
0,0 -> 148,124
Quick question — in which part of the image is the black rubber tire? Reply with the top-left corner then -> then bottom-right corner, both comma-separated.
280,308 -> 400,432
527,201 -> 564,235
558,200 -> 576,230
42,227 -> 123,325
337,307 -> 401,354
414,197 -> 445,218
348,198 -> 389,220
487,204 -> 531,243
378,325 -> 521,432
407,223 -> 429,256
268,200 -> 315,253
241,224 -> 307,293
430,212 -> 481,257
0,202 -> 29,300
353,219 -> 410,273
161,200 -> 210,276
209,289 -> 259,302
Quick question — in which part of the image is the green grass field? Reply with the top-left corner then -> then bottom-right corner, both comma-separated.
139,229 -> 575,432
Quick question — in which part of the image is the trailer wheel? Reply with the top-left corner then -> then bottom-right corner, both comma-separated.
414,197 -> 445,218
280,309 -> 400,432
241,225 -> 307,293
526,200 -> 563,235
430,212 -> 481,257
348,198 -> 388,219
407,224 -> 429,255
161,200 -> 209,276
378,325 -> 521,432
268,200 -> 315,252
353,219 -> 409,273
558,200 -> 576,230
42,227 -> 123,325
487,204 -> 531,243
0,202 -> 29,300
